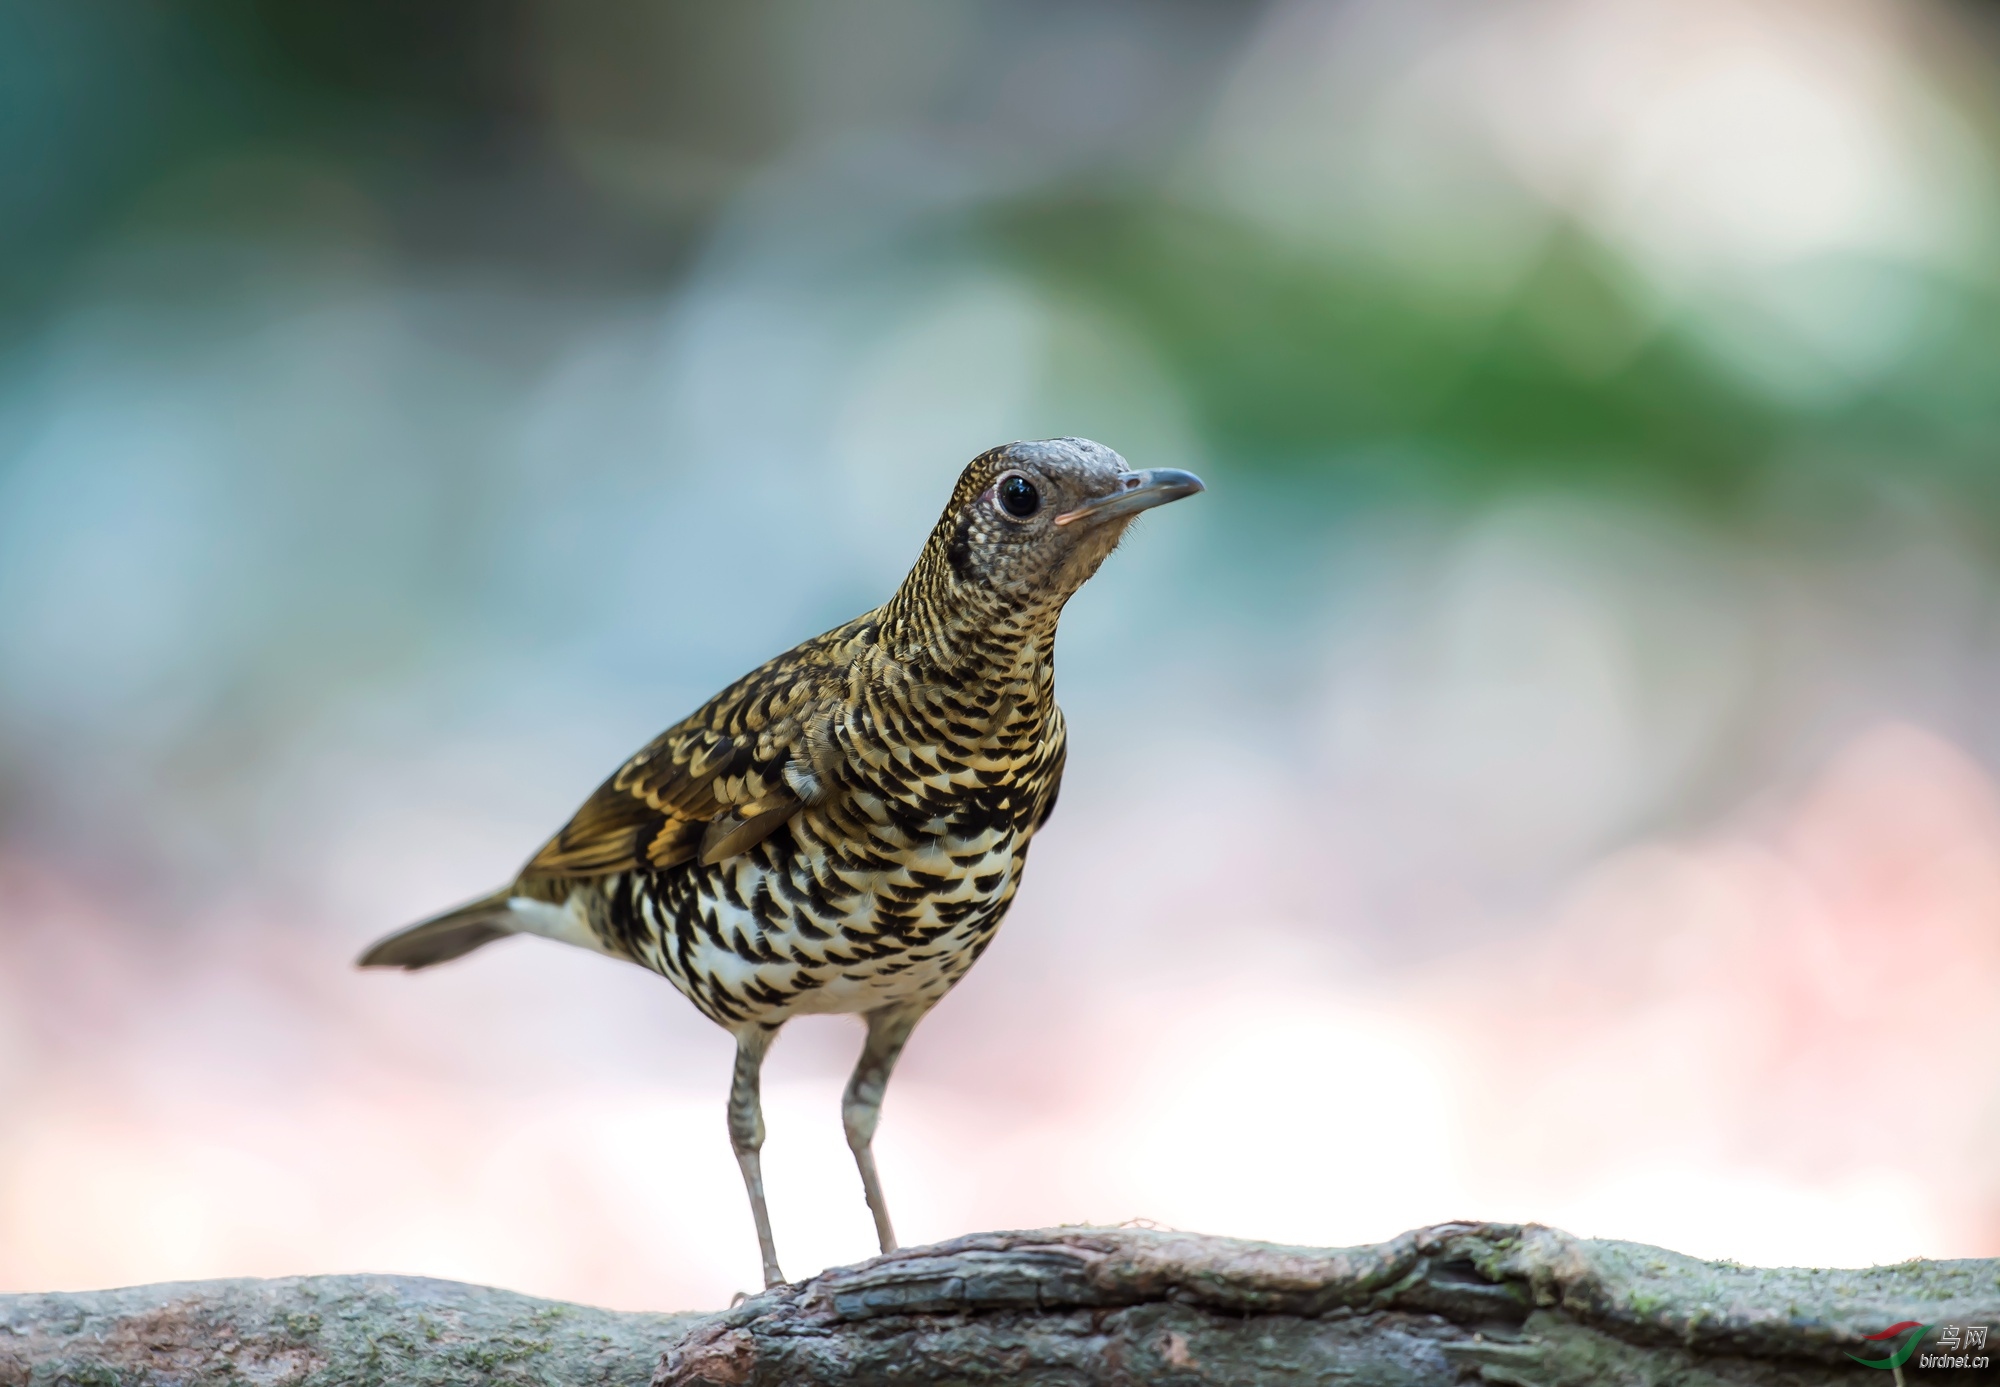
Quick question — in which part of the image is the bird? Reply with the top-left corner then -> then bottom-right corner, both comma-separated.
357,437 -> 1203,1288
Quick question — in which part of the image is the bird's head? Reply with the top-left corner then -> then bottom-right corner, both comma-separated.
909,438 -> 1204,617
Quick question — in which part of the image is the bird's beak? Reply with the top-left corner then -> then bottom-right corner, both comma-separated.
1052,467 -> 1206,527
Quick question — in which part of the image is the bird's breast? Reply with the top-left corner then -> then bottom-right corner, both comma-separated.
609,726 -> 1056,1027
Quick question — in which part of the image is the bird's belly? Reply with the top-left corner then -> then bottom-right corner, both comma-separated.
628,828 -> 1023,1027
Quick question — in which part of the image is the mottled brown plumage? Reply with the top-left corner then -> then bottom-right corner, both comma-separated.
359,437 -> 1202,1287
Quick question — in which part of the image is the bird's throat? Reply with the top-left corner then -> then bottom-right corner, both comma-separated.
877,567 -> 1064,682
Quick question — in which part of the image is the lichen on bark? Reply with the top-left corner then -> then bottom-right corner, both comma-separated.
5,1223 -> 1995,1386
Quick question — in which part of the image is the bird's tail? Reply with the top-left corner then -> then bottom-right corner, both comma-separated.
357,889 -> 520,970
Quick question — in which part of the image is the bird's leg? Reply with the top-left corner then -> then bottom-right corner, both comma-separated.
842,1004 -> 925,1254
728,1025 -> 785,1288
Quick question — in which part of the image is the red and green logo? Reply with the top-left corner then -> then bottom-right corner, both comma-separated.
1848,1322 -> 1929,1371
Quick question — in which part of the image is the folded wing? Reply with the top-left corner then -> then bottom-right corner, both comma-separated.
520,658 -> 844,888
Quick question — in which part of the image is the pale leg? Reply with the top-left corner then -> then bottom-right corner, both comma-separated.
842,1004 -> 926,1254
728,1025 -> 785,1287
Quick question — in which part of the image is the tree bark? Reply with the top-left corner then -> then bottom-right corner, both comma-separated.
4,1222 -> 1995,1386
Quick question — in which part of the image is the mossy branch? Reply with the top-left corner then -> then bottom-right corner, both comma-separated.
5,1223 -> 1995,1386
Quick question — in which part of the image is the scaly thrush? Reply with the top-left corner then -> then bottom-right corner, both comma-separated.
359,437 -> 1203,1287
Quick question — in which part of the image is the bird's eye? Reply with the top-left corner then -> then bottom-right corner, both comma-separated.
997,474 -> 1040,519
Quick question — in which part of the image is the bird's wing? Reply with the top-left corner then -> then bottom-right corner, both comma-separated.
520,648 -> 847,884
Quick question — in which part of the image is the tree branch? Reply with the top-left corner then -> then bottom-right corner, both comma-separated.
5,1223 -> 1994,1386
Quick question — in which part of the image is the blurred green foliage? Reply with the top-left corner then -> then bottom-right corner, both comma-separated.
7,0 -> 2000,534
997,205 -> 1779,501
994,200 -> 2000,527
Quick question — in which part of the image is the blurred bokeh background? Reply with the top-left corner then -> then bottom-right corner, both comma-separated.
5,0 -> 2000,1309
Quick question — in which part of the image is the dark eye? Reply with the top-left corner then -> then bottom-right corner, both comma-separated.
997,474 -> 1040,519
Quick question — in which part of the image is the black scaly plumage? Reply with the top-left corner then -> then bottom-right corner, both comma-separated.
359,437 -> 1203,1287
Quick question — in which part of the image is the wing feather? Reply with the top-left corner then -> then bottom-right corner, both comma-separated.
519,639 -> 853,888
